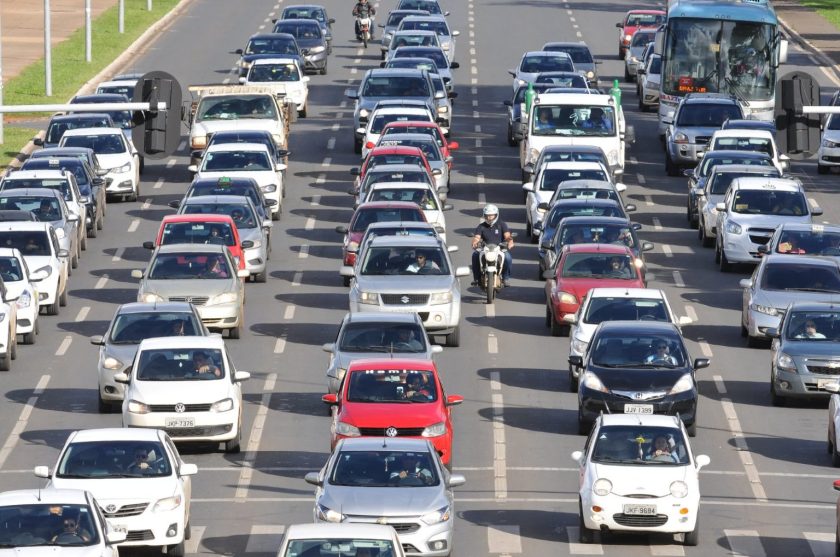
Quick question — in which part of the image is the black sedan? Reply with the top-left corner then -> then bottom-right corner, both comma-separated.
571,321 -> 710,436
236,33 -> 301,77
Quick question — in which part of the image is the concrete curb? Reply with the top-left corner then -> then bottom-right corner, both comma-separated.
777,15 -> 840,87
4,0 -> 197,169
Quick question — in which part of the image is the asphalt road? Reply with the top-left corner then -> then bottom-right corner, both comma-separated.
1,0 -> 840,555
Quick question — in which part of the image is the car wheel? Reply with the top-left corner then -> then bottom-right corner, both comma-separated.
686,419 -> 697,437
545,306 -> 552,327
87,222 -> 97,238
253,270 -> 267,283
71,251 -> 78,269
445,326 -> 460,347
578,500 -> 594,543
167,541 -> 185,557
299,101 -> 308,118
98,393 -> 114,414
507,124 -> 517,147
833,440 -> 840,467
700,224 -> 714,248
97,213 -> 104,230
624,67 -> 632,83
819,163 -> 830,175
638,98 -> 647,112
665,151 -> 680,176
577,407 -> 590,435
225,426 -> 242,454
525,219 -> 532,240
719,247 -> 732,272
740,321 -> 748,338
59,285 -> 68,307
770,384 -> 786,407
22,328 -> 36,345
184,520 -> 192,541
45,297 -> 59,316
684,516 -> 699,546
0,351 -> 10,372
342,276 -> 351,287
10,333 -> 16,361
714,241 -> 721,264
354,137 -> 362,154
550,309 -> 567,337
747,334 -> 763,348
568,369 -> 578,392
228,322 -> 242,340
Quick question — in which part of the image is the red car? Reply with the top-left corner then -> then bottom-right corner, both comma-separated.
143,214 -> 247,271
545,244 -> 646,336
379,121 -> 459,167
351,145 -> 434,190
322,358 -> 463,465
616,10 -> 665,59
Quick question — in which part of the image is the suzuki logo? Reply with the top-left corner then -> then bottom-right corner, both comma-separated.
400,296 -> 410,304
385,426 -> 398,437
174,403 -> 186,413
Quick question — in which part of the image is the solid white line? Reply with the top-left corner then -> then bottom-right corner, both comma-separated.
291,271 -> 302,286
154,178 -> 164,189
55,336 -> 72,356
273,337 -> 286,354
487,525 -> 522,554
283,305 -> 296,320
721,400 -> 768,501
111,247 -> 124,262
629,156 -> 638,165
804,532 -> 835,557
724,529 -> 765,557
305,217 -> 316,230
127,219 -> 140,233
566,527 -> 604,555
699,340 -> 713,357
298,245 -> 309,259
672,270 -> 684,287
487,334 -> 498,354
321,157 -> 332,167
141,198 -> 152,210
166,159 -> 176,168
662,244 -> 673,258
650,545 -> 685,556
485,303 -> 495,318
184,526 -> 205,555
74,307 -> 90,322
326,137 -> 336,150
310,195 -> 320,206
0,375 -> 49,469
94,275 -> 109,289
714,374 -> 728,395
576,31 -> 582,38
684,305 -> 697,323
652,217 -> 662,231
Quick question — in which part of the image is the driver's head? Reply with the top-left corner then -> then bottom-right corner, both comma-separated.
402,454 -> 419,468
483,204 -> 499,225
611,257 -> 624,268
407,374 -> 422,388
590,107 -> 604,119
40,200 -> 51,211
193,351 -> 208,367
654,436 -> 669,450
655,342 -> 670,354
231,209 -> 244,220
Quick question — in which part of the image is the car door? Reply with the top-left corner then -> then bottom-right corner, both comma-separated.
49,227 -> 67,276
164,435 -> 192,522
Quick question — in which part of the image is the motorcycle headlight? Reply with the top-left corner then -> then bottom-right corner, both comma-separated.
211,398 -> 234,412
777,352 -> 796,372
593,478 -> 612,496
669,480 -> 688,498
110,163 -> 131,174
673,132 -> 689,144
669,373 -> 694,395
582,372 -> 608,393
16,291 -> 31,309
335,421 -> 360,436
571,336 -> 588,355
309,46 -> 326,54
726,221 -> 742,235
262,184 -> 278,193
127,399 -> 149,414
153,495 -> 182,512
190,135 -> 208,149
751,304 -> 778,316
209,292 -> 238,305
358,291 -> 379,305
422,422 -> 446,437
437,105 -> 449,114
559,291 -> 577,305
103,356 -> 124,370
34,265 -> 52,278
421,505 -> 451,525
140,293 -> 164,303
430,292 -> 453,305
316,503 -> 346,523
359,108 -> 370,119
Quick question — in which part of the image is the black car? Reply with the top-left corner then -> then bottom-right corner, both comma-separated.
69,94 -> 134,138
503,83 -> 556,147
36,113 -> 114,149
523,144 -> 615,183
272,19 -> 329,74
571,321 -> 710,436
179,177 -> 273,222
199,129 -> 289,166
236,33 -> 301,77
19,156 -> 107,236
278,4 -> 334,48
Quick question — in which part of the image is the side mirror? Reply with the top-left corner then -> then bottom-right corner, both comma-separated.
434,90 -> 446,100
450,62 -> 460,69
448,141 -> 459,150
455,266 -> 470,278
571,450 -> 583,462
533,221 -> 542,231
340,266 -> 356,277
33,138 -> 44,146
179,463 -> 198,476
522,183 -> 534,192
55,229 -> 66,240
641,242 -> 654,252
615,22 -> 623,28
113,372 -> 130,384
615,183 -> 627,192
235,48 -> 244,55
187,164 -> 198,173
765,327 -> 779,338
168,200 -> 181,209
447,245 -> 458,252
447,473 -> 466,487
33,465 -> 50,479
349,167 -> 360,176
275,163 -> 287,171
443,204 -> 454,211
241,240 -> 255,249
234,371 -> 251,382
507,70 -> 516,77
431,345 -> 443,354
142,241 -> 155,250
503,100 -> 513,107
322,343 -> 335,353
446,394 -> 464,406
716,202 -> 726,212
322,394 -> 338,405
812,207 -> 824,216
304,472 -> 322,486
448,91 -> 459,99
739,279 -> 752,289
695,454 -> 710,470
238,77 -> 247,85
537,202 -> 550,211
683,168 -> 695,178
452,30 -> 460,36
693,358 -> 711,370
563,314 -> 576,324
625,204 -> 636,212
345,89 -> 359,100
757,244 -> 769,255
131,270 -> 144,279
265,199 -> 277,207
57,249 -> 70,258
237,269 -> 250,278
632,223 -> 642,231
335,225 -> 348,234
637,69 -> 646,76
90,335 -> 105,346
432,169 -> 442,176
569,355 -> 583,367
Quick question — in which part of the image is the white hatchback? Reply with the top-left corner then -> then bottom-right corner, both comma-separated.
0,222 -> 69,316
59,127 -> 140,201
0,248 -> 40,346
34,428 -> 197,556
707,128 -> 790,174
240,57 -> 310,117
360,105 -> 435,159
572,414 -> 710,546
116,336 -> 251,453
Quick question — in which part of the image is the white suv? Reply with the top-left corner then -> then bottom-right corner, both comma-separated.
0,223 -> 68,316
360,103 -> 435,159
59,127 -> 140,201
707,128 -> 790,174
0,248 -> 41,346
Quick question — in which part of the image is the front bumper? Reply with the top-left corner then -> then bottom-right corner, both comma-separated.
103,504 -> 185,547
36,272 -> 61,307
125,410 -> 239,442
721,232 -> 764,263
99,365 -> 129,402
105,169 -> 136,193
818,146 -> 840,166
641,85 -> 659,106
196,301 -> 242,330
579,390 -> 697,427
774,365 -> 840,399
581,493 -> 699,534
303,52 -> 328,70
668,141 -> 706,165
243,246 -> 267,275
348,300 -> 461,333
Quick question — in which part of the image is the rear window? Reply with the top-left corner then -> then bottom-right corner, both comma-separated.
677,104 -> 743,127
362,76 -> 430,97
400,20 -> 448,35
761,263 -> 840,292
351,207 -> 425,231
543,45 -> 593,64
161,222 -> 236,247
521,54 -> 574,73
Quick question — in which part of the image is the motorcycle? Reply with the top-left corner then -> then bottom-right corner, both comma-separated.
356,16 -> 372,47
476,242 -> 508,304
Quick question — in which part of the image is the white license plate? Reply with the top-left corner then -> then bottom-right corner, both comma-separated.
623,504 -> 656,515
624,404 -> 654,414
165,417 -> 194,428
819,379 -> 836,389
112,524 -> 127,534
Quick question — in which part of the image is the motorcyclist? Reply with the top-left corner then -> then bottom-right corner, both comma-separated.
352,0 -> 376,40
471,204 -> 514,287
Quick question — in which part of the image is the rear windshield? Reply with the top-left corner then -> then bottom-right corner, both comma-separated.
362,76 -> 430,97
394,48 -> 447,68
708,171 -> 779,195
546,204 -> 623,228
631,32 -> 655,48
182,203 -> 258,229
713,137 -> 774,157
400,20 -> 448,35
339,322 -> 427,352
775,229 -> 840,255
761,263 -> 840,292
351,207 -> 424,231
245,37 -> 297,55
273,22 -> 321,39
248,63 -> 300,82
162,222 -> 236,247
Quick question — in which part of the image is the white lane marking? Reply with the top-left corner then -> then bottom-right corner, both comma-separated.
672,270 -> 684,287
566,527 -> 604,555
236,375 -> 277,501
804,532 -> 835,557
245,525 -> 286,554
74,307 -> 90,322
331,122 -> 340,131
141,198 -> 151,210
469,30 -> 474,38
264,374 -> 276,392
475,138 -> 483,148
177,139 -> 186,151
55,337 -> 72,356
154,178 -> 164,189
470,58 -> 477,65
472,99 -> 478,107
684,305 -> 697,323
487,524 -> 521,554
305,217 -> 316,230
487,334 -> 498,354
474,124 -> 481,133
477,173 -> 485,184
291,271 -> 302,286
350,67 -> 358,74
127,219 -> 140,233
721,401 -> 768,501
472,111 -> 480,119
662,244 -> 673,258
274,337 -> 286,354
724,530 -> 765,557
326,138 -> 336,150
353,58 -> 362,64
476,155 -> 484,165
637,173 -> 647,186
321,157 -> 331,167
650,545 -> 685,556
573,24 -> 579,29
652,217 -> 662,231
489,372 -> 501,392
222,77 -> 230,84
339,100 -> 348,109
485,303 -> 495,318
471,77 -> 478,85
478,192 -> 486,205
714,374 -> 728,395
258,24 -> 266,30
576,31 -> 582,38
569,15 -> 575,21
355,49 -> 363,56
184,526 -> 205,555
629,156 -> 638,165
645,194 -> 654,206
94,275 -> 109,289
298,245 -> 309,259
166,159 -> 176,168
316,174 -> 326,185
469,47 -> 476,56
111,247 -> 124,262
283,305 -> 296,320
472,88 -> 478,96
0,375 -> 50,469
310,195 -> 320,206
699,340 -> 713,357
489,371 -> 507,500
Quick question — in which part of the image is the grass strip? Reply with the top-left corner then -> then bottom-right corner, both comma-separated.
799,0 -> 840,29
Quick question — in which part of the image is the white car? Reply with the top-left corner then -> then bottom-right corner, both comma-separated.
59,127 -> 140,202
707,128 -> 790,174
566,288 -> 684,391
116,336 -> 250,453
817,113 -> 840,174
278,523 -> 406,557
188,142 -> 285,217
34,428 -> 197,556
0,222 -> 68,316
636,54 -> 660,111
0,488 -> 126,554
398,15 -> 459,63
0,248 -> 40,346
509,51 -> 574,91
359,104 -> 435,159
363,181 -> 451,243
385,30 -> 441,61
96,78 -> 138,97
240,57 -> 310,117
572,414 -> 710,546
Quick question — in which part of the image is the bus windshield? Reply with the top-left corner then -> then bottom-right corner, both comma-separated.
662,19 -> 776,101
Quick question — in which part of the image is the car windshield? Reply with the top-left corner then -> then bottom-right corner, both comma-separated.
388,58 -> 437,71
21,160 -> 93,193
274,23 -> 321,39
398,0 -> 442,14
189,182 -> 262,207
56,440 -> 172,478
249,63 -> 301,82
591,425 -> 689,465
347,369 -> 438,402
713,137 -> 774,157
1,178 -> 72,201
539,168 -> 608,191
388,12 -> 415,26
368,187 -> 439,210
699,154 -> 772,176
371,113 -> 428,134
0,256 -> 23,282
626,13 -> 665,26
540,150 -> 608,167
827,114 -> 840,131
761,263 -> 840,293
0,504 -> 100,547
554,187 -> 620,202
245,38 -> 297,55
97,84 -> 134,97
367,154 -> 426,170
775,229 -> 840,255
536,74 -> 588,87
46,117 -> 111,144
351,208 -> 424,231
339,322 -> 427,353
401,20 -> 448,35
585,297 -> 669,324
61,133 -> 126,154
561,253 -> 636,279
546,205 -> 623,228
784,311 -> 840,341
390,33 -> 439,48
382,126 -> 442,147
560,224 -> 634,248
283,539 -> 397,557
677,104 -> 743,127
196,95 -> 278,121
182,203 -> 258,229
362,76 -> 430,97
532,105 -> 616,136
0,197 -> 62,221
631,32 -> 655,48
363,169 -> 431,188
161,222 -> 236,247
521,54 -> 573,73
360,246 -> 449,275
730,190 -> 807,216
202,150 -> 272,172
378,139 -> 440,161
707,171 -> 779,195
109,312 -> 200,344
395,49 -> 447,68
590,332 -> 686,367
329,450 -> 439,487
283,7 -> 324,21
0,232 -> 50,256
543,45 -> 594,64
147,253 -> 233,280
136,348 -> 226,380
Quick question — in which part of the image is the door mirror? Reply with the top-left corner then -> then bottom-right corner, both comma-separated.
446,394 -> 464,406
335,225 -> 348,234
446,245 -> 458,252
739,279 -> 752,289
693,358 -> 711,370
432,168 -> 442,176
131,270 -> 144,279
443,204 -> 454,211
304,472 -> 322,486
322,394 -> 338,405
522,183 -> 534,192
179,463 -> 198,476
431,345 -> 443,354
57,249 -> 70,258
695,454 -> 710,470
345,89 -> 359,99
447,474 -> 466,487
563,314 -> 577,324
142,241 -> 155,250
113,372 -> 130,384
322,343 -> 335,353
625,204 -> 636,212
235,49 -> 244,55
29,269 -> 48,281
106,531 -> 128,545
632,223 -> 642,230
340,266 -> 355,277
237,269 -> 250,278
642,242 -> 654,252
615,183 -> 627,192
168,200 -> 181,209
568,355 -> 583,367
542,270 -> 555,280
572,450 -> 583,462
238,77 -> 247,85
716,202 -> 726,212
765,327 -> 779,338
615,22 -> 623,28
187,164 -> 198,173
90,335 -> 105,346
455,266 -> 470,278
349,167 -> 360,176
233,371 -> 251,382
33,465 -> 50,479
450,62 -> 460,69
812,206 -> 824,216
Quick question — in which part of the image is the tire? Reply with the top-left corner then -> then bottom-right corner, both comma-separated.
665,151 -> 680,176
624,67 -> 632,82
343,276 -> 351,287
299,101 -> 308,118
97,213 -> 104,230
770,384 -> 786,407
577,409 -> 590,435
22,328 -> 36,345
45,298 -> 59,316
81,233 -> 88,252
184,521 -> 192,541
0,352 -> 10,372
686,419 -> 697,437
138,156 -> 145,175
320,63 -> 328,76
354,137 -> 362,154
578,500 -> 594,543
9,334 -> 16,361
167,541 -> 185,557
568,369 -> 578,392
59,285 -> 68,307
639,99 -> 647,112
740,321 -> 748,337
224,433 -> 241,454
819,163 -> 830,175
228,321 -> 242,340
445,326 -> 460,347
253,270 -> 267,283
98,394 -> 113,414
714,242 -> 721,264
550,309 -> 567,337
545,306 -> 552,327
719,247 -> 732,272
833,439 -> 840,467
700,222 -> 714,248
747,334 -> 763,348
87,222 -> 97,238
507,124 -> 517,147
486,272 -> 496,304
684,516 -> 699,546
71,251 -> 78,270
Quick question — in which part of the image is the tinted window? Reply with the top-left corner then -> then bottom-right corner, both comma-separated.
360,245 -> 448,275
351,207 -> 425,231
708,170 -> 778,195
0,504 -> 100,546
775,229 -> 840,255
329,450 -> 439,486
347,369 -> 437,402
784,311 -> 840,341
539,168 -> 608,191
592,425 -> 688,465
148,252 -> 233,280
245,38 -> 297,55
0,231 -> 50,256
584,297 -> 669,324
161,222 -> 236,247
182,203 -> 258,229
677,104 -> 743,127
520,54 -> 573,73
0,256 -> 23,282
46,117 -> 111,144
57,440 -> 172,478
202,151 -> 271,172
761,263 -> 840,292
368,187 -> 438,209
400,20 -> 448,35
543,45 -> 593,64
561,253 -> 636,279
731,190 -> 807,216
110,311 -> 200,343
631,32 -> 655,47
590,331 -> 686,367
560,223 -> 634,248
248,63 -> 301,82
61,133 -> 126,154
339,322 -> 427,353
546,204 -> 623,228
137,348 -> 226,380
362,76 -> 430,97
196,95 -> 278,121
394,48 -> 447,68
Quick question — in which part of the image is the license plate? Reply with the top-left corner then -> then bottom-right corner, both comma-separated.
623,504 -> 656,515
165,417 -> 194,428
112,524 -> 127,534
819,379 -> 836,389
624,404 -> 654,414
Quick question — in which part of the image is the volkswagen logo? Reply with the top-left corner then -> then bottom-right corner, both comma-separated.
400,295 -> 410,304
385,426 -> 398,437
174,403 -> 186,413
105,504 -> 117,513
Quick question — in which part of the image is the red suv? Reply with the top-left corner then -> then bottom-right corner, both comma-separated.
616,10 -> 665,59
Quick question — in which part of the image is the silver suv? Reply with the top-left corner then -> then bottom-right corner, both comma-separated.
665,94 -> 744,176
342,235 -> 469,347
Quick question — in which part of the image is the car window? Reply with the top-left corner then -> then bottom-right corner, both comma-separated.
0,231 -> 50,256
560,224 -> 634,248
648,56 -> 662,74
364,169 -> 431,187
0,504 -> 100,546
714,137 -> 774,157
677,104 -> 743,127
362,76 -> 430,97
371,113 -> 426,134
401,20 -> 448,35
161,222 -> 236,247
189,182 -> 262,208
2,178 -> 72,202
0,256 -> 23,282
61,133 -> 126,155
547,205 -> 623,228
590,332 -> 686,367
110,312 -> 200,343
367,154 -> 426,171
532,105 -> 616,137
555,187 -> 620,202
536,74 -> 588,88
359,245 -> 449,275
760,263 -> 840,292
631,32 -> 655,48
539,168 -> 608,191
46,117 -> 111,144
394,49 -> 447,68
360,226 -> 437,246
731,190 -> 807,216
584,297 -> 669,324
368,187 -> 438,209
351,208 -> 425,231
521,54 -> 573,73
284,539 -> 397,557
0,197 -> 62,221
249,63 -> 301,82
274,23 -> 321,39
339,322 -> 427,353
784,311 -> 840,341
379,139 -> 441,162
591,425 -> 688,464
708,171 -> 778,195
56,440 -> 172,478
544,45 -> 593,64
775,229 -> 840,255
182,203 -> 258,229
136,348 -> 226,380
202,151 -> 272,172
329,450 -> 439,487
148,253 -> 233,280
397,0 -> 442,14
245,38 -> 297,55
347,369 -> 438,402
626,13 -> 665,26
21,159 -> 93,193
196,95 -> 278,121
561,253 -> 636,279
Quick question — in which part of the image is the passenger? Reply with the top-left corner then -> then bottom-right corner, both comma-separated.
389,454 -> 433,483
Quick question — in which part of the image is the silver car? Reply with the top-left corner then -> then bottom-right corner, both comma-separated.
355,164 -> 436,208
398,15 -> 459,63
623,31 -> 655,82
380,10 -> 431,60
374,133 -> 450,198
305,437 -> 465,557
132,244 -> 249,338
90,302 -> 208,413
342,235 -> 469,347
323,312 -> 442,393
508,51 -> 574,91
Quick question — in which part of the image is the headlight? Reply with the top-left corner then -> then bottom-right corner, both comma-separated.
517,79 -> 527,87
359,109 -> 370,119
16,291 -> 31,309
673,132 -> 689,144
262,184 -> 278,193
726,221 -> 742,234
153,495 -> 182,512
103,356 -> 124,370
751,304 -> 778,316
110,163 -> 131,174
358,291 -> 378,305
437,105 -> 449,114
209,292 -> 238,305
34,265 -> 52,278
430,291 -> 453,305
245,240 -> 262,250
271,134 -> 283,146
559,291 -> 577,304
822,138 -> 840,148
240,60 -> 252,69
211,398 -> 234,412
586,71 -> 595,79
127,399 -> 149,414
624,34 -> 632,42
669,480 -> 688,498
190,135 -> 208,149
421,505 -> 451,525
140,293 -> 165,303
309,46 -> 326,53
335,421 -> 360,436
571,337 -> 588,355
669,373 -> 694,395
777,352 -> 796,371
593,478 -> 612,496
582,372 -> 608,393
422,422 -> 446,437
316,503 -> 345,523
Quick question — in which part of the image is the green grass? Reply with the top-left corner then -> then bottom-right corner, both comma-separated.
1,0 -> 181,165
800,0 -> 840,29
0,127 -> 40,171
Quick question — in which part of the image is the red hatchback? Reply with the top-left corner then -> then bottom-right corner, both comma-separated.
616,10 -> 665,59
379,121 -> 459,167
322,359 -> 463,465
143,214 -> 247,271
545,244 -> 646,336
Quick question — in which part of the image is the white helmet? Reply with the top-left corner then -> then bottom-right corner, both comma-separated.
483,204 -> 499,217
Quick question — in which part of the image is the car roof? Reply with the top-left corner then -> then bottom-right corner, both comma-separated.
561,216 -> 630,225
205,142 -> 270,153
393,29 -> 438,36
366,163 -> 428,173
712,129 -> 774,139
368,145 -> 425,156
284,523 -> 398,540
785,301 -> 840,311
588,287 -> 666,299
729,176 -> 803,191
49,113 -> 112,122
543,41 -> 592,48
368,235 -> 441,248
344,311 -> 423,324
710,164 -> 780,174
380,133 -> 436,142
0,222 -> 51,232
702,149 -> 772,159
61,127 -> 124,137
337,437 -> 433,451
599,413 -> 682,428
762,253 -> 839,267
557,179 -> 616,189
249,33 -> 296,41
115,301 -> 197,314
563,243 -> 634,255
138,335 -> 226,351
162,214 -> 236,224
73,93 -> 127,102
552,198 -> 620,207
524,50 -> 572,58
536,93 -> 613,105
155,243 -> 229,255
31,147 -> 95,157
347,358 -> 436,372
681,93 -> 739,105
69,428 -> 163,443
0,489 -> 90,506
365,68 -> 427,78
597,320 -> 680,333
275,18 -> 321,26
192,177 -> 259,187
369,181 -> 432,189
5,169 -> 68,180
625,9 -> 666,14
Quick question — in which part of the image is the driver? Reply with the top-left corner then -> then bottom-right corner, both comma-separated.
193,351 -> 221,377
390,328 -> 423,351
405,251 -> 440,274
404,373 -> 432,399
126,447 -> 155,474
389,453 -> 433,483
352,0 -> 376,39
645,341 -> 679,365
646,435 -> 679,463
51,511 -> 92,543
471,204 -> 514,287
606,256 -> 632,278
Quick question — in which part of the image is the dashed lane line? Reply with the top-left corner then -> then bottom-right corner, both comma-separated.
111,247 -> 125,262
74,306 -> 90,322
672,270 -> 685,287
487,334 -> 498,354
283,305 -> 296,320
305,217 -> 316,230
273,337 -> 286,354
127,219 -> 140,233
235,373 -> 277,501
298,245 -> 309,259
94,275 -> 109,289
141,198 -> 152,210
55,336 -> 72,356
652,217 -> 662,230
684,305 -> 698,323
291,271 -> 302,286
154,178 -> 164,189
0,375 -> 50,469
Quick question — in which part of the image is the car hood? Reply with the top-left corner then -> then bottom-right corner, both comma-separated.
141,278 -> 236,299
21,255 -> 55,270
321,485 -> 447,516
589,367 -> 690,391
335,351 -> 432,370
701,193 -> 725,209
193,120 -> 278,139
628,46 -> 647,58
730,213 -> 812,228
559,277 -> 645,298
339,402 -> 445,427
355,275 -> 456,292
298,39 -> 324,49
97,152 -> 132,169
237,227 -> 263,243
3,280 -> 27,299
0,547 -> 107,557
49,476 -> 176,503
754,289 -> 840,311
781,341 -> 840,357
129,378 -> 231,404
591,462 -> 691,496
195,170 -> 277,188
